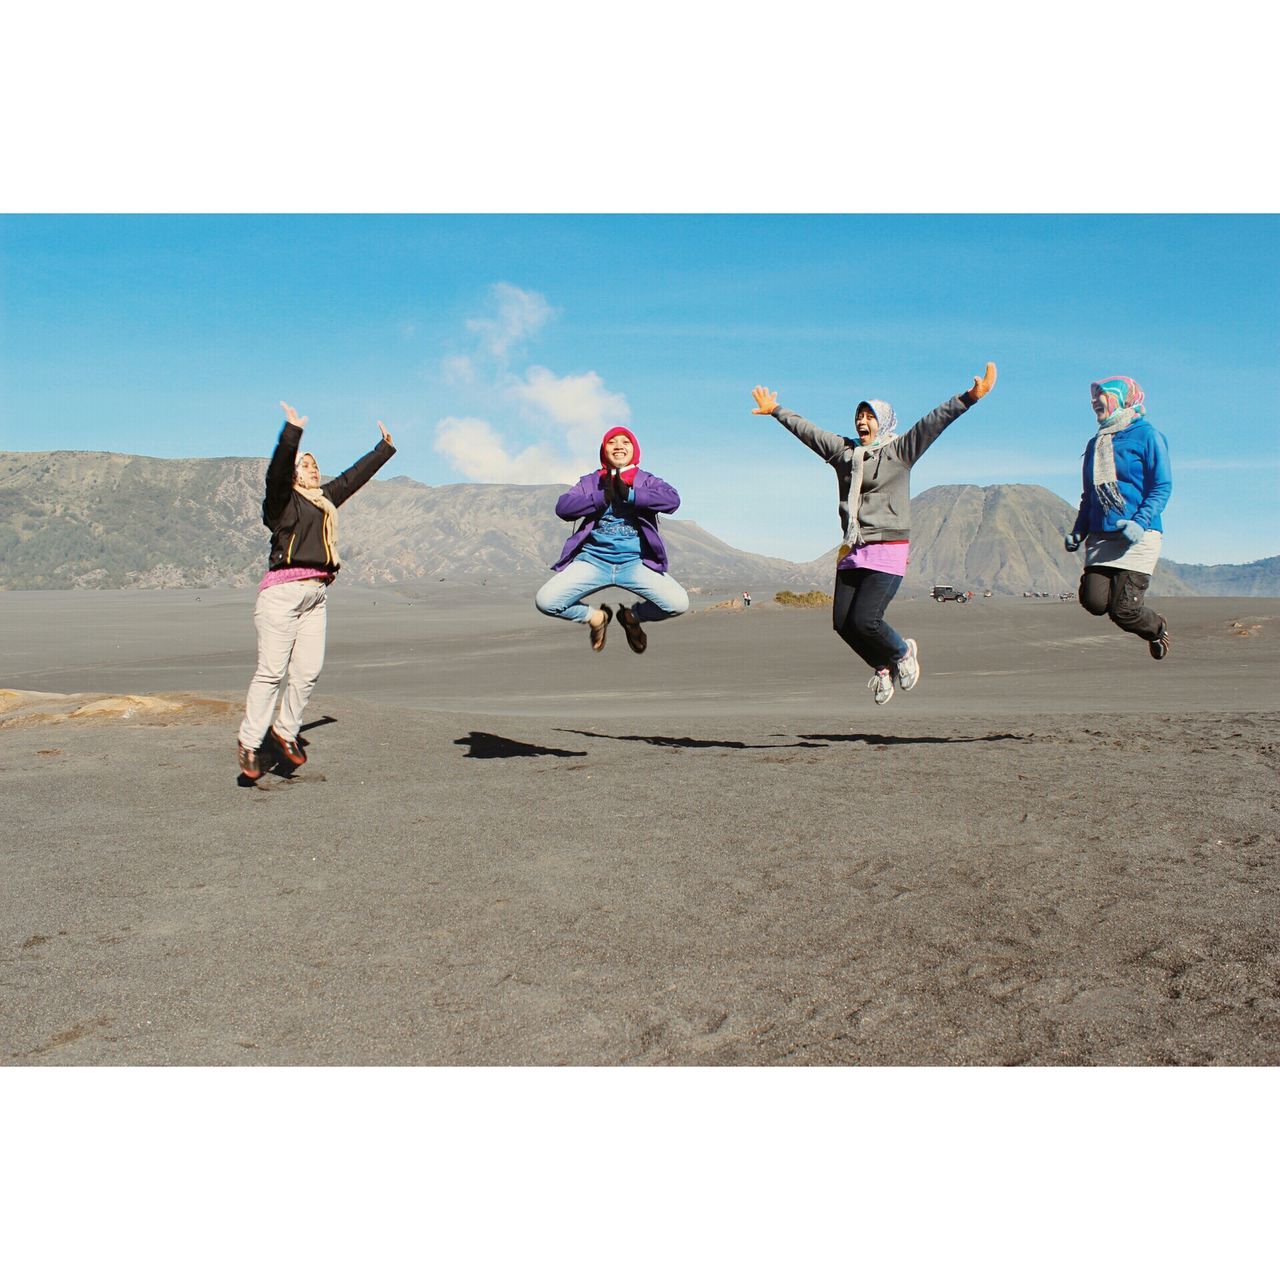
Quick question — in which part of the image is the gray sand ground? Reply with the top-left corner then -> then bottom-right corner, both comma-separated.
2,586 -> 1277,1064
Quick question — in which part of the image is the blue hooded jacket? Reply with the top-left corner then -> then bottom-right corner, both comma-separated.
1074,420 -> 1172,536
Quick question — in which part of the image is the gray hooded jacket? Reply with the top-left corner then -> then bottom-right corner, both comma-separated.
771,392 -> 975,544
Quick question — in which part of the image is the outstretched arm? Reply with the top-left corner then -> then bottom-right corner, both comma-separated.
323,421 -> 396,507
263,401 -> 308,524
752,385 -> 848,465
893,362 -> 997,468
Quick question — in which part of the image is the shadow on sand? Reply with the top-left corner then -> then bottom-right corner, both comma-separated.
799,731 -> 1026,746
456,731 -> 588,760
556,728 -> 1027,751
556,729 -> 825,751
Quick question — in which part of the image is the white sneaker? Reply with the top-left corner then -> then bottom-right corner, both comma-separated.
868,667 -> 895,705
896,638 -> 920,691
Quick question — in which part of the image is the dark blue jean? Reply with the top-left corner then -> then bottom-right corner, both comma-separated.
832,567 -> 908,670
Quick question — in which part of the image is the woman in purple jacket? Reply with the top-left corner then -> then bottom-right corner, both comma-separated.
535,426 -> 689,653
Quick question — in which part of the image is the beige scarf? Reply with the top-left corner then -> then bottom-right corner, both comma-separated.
294,485 -> 340,565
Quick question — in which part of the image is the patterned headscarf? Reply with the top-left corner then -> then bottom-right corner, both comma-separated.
1091,376 -> 1146,430
1089,376 -> 1146,512
857,399 -> 899,444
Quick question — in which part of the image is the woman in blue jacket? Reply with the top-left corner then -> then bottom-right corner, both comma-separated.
1065,376 -> 1172,658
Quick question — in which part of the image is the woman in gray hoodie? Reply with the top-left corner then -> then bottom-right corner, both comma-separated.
751,364 -> 996,704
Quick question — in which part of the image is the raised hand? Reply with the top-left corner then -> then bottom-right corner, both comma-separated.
378,420 -> 393,447
280,401 -> 308,429
751,385 -> 779,415
966,363 -> 998,401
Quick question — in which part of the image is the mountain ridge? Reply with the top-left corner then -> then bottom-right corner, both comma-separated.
1,451 -> 1275,597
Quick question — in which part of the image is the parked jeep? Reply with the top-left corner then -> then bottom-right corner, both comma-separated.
931,584 -> 968,603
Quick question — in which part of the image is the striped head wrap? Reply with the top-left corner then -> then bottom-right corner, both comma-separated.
1089,376 -> 1146,513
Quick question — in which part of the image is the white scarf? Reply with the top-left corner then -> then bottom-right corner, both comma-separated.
838,437 -> 896,557
1092,407 -> 1142,513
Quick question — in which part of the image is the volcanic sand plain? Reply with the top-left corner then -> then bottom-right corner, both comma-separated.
1,584 -> 1277,1065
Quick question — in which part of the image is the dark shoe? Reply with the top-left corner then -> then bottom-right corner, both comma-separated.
616,603 -> 648,654
270,727 -> 307,765
589,604 -> 613,652
237,741 -> 262,780
1149,618 -> 1170,660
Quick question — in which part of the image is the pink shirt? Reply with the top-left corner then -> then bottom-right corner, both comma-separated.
258,566 -> 334,593
837,540 -> 910,577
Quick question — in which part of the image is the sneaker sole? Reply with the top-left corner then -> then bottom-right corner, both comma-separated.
898,639 -> 921,691
1149,622 -> 1170,660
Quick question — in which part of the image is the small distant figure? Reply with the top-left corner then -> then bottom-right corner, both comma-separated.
743,591 -> 752,608
1064,376 -> 1172,659
535,426 -> 689,654
236,401 -> 395,781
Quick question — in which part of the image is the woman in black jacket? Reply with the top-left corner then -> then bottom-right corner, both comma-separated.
237,401 -> 395,780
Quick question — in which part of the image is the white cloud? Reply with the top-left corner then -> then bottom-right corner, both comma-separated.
434,416 -> 578,485
465,282 -> 554,359
441,354 -> 475,384
513,365 -> 631,451
432,284 -> 632,484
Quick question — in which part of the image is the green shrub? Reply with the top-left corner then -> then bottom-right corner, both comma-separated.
774,590 -> 833,608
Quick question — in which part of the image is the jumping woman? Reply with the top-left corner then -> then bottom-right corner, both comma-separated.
1065,375 -> 1172,658
237,401 -> 396,779
535,426 -> 689,654
751,363 -> 997,704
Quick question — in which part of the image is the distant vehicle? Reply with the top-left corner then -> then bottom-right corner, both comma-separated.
1059,590 -> 1076,601
931,584 -> 968,603
983,590 -> 993,598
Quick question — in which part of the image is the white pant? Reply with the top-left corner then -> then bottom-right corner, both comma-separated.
238,579 -> 328,748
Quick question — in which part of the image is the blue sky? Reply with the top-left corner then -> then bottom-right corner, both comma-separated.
2,214 -> 1276,565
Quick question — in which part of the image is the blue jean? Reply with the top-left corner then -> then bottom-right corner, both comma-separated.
832,567 -> 908,670
535,557 -> 690,624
